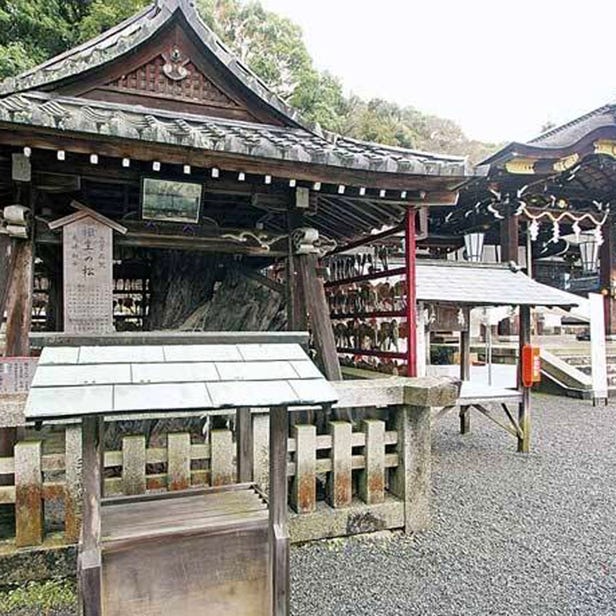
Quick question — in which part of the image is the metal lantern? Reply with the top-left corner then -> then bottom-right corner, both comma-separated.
579,232 -> 600,274
464,231 -> 485,263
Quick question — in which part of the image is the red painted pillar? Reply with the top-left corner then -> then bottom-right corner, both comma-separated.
405,209 -> 417,377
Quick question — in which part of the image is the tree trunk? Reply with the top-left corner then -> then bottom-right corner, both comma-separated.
146,250 -> 224,330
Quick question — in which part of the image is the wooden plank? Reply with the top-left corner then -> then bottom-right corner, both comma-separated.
472,404 -> 519,437
297,253 -> 342,381
518,305 -> 532,453
30,331 -> 310,349
0,485 -> 16,504
291,425 -> 316,514
236,407 -> 253,483
359,420 -> 385,505
269,406 -> 289,616
80,416 -> 103,616
122,435 -> 146,495
15,440 -> 43,547
328,422 -> 352,508
0,457 -> 15,474
210,429 -> 234,486
167,432 -> 191,491
64,424 -> 83,543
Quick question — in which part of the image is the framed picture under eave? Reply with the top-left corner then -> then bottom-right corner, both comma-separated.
141,177 -> 203,223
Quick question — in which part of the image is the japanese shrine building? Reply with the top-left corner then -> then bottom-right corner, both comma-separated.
0,0 -> 477,384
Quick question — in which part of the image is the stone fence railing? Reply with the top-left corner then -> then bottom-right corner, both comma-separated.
0,377 -> 458,548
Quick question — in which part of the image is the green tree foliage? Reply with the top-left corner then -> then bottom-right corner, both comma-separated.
0,0 -> 497,161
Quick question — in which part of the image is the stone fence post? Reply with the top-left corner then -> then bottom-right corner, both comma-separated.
391,377 -> 460,532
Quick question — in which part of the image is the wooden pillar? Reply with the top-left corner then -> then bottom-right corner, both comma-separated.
518,305 -> 531,453
600,215 -> 616,337
499,208 -> 518,337
236,407 -> 254,483
269,406 -> 289,616
405,209 -> 418,377
0,235 -> 14,322
286,209 -> 307,332
297,253 -> 341,381
79,416 -> 104,616
459,311 -> 471,435
4,239 -> 34,357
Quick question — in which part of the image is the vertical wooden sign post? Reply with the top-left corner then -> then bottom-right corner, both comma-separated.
49,202 -> 127,334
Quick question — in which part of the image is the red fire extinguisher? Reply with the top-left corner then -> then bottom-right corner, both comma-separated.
521,345 -> 541,388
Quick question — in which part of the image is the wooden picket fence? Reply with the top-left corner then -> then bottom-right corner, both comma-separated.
0,416 -> 401,548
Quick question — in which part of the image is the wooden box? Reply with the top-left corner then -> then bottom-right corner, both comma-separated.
101,485 -> 270,616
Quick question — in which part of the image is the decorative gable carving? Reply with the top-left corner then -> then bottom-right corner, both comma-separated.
108,47 -> 239,109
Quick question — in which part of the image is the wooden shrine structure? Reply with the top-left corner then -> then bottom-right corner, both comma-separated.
414,260 -> 578,452
424,103 -> 616,335
24,336 -> 338,615
0,0 -> 475,462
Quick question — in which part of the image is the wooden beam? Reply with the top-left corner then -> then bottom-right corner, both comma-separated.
459,310 -> 471,434
297,253 -> 341,381
269,406 -> 289,616
405,210 -> 417,377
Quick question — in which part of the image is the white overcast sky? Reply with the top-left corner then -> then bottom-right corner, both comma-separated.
259,0 -> 613,144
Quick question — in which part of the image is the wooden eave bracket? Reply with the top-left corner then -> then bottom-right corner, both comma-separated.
48,200 -> 127,234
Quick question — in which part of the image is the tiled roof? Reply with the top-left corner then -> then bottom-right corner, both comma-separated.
25,342 -> 338,420
0,0 -> 316,133
0,92 -> 470,177
416,260 -> 579,307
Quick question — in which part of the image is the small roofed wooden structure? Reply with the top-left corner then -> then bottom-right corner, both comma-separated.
415,260 -> 579,451
25,334 -> 337,616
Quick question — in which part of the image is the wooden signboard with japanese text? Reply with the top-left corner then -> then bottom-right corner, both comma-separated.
63,216 -> 114,334
0,357 -> 38,393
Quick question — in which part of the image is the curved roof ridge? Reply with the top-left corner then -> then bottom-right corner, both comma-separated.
529,102 -> 616,145
0,0 -> 325,136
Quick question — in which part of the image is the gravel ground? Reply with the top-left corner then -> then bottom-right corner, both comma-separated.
291,394 -> 616,616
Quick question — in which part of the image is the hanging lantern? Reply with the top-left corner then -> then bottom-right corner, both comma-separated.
463,231 -> 485,263
579,231 -> 600,274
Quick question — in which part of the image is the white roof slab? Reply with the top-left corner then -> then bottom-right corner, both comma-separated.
25,343 -> 337,420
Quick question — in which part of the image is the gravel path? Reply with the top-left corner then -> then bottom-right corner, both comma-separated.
291,394 -> 616,616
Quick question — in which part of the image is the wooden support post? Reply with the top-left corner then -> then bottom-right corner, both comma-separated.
297,253 -> 342,381
0,235 -> 14,324
269,406 -> 289,616
1,239 -> 33,480
518,305 -> 532,453
210,429 -> 234,486
600,214 -> 616,337
286,210 -> 307,332
64,424 -> 83,543
236,407 -> 254,483
328,421 -> 352,508
499,209 -> 519,336
359,419 -> 385,505
4,239 -> 34,357
167,432 -> 191,491
122,435 -> 146,495
291,424 -> 316,514
405,209 -> 418,377
15,440 -> 43,547
390,403 -> 432,532
252,412 -> 270,492
79,416 -> 103,616
460,314 -> 471,434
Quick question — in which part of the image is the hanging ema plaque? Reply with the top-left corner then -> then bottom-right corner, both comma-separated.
63,216 -> 114,334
